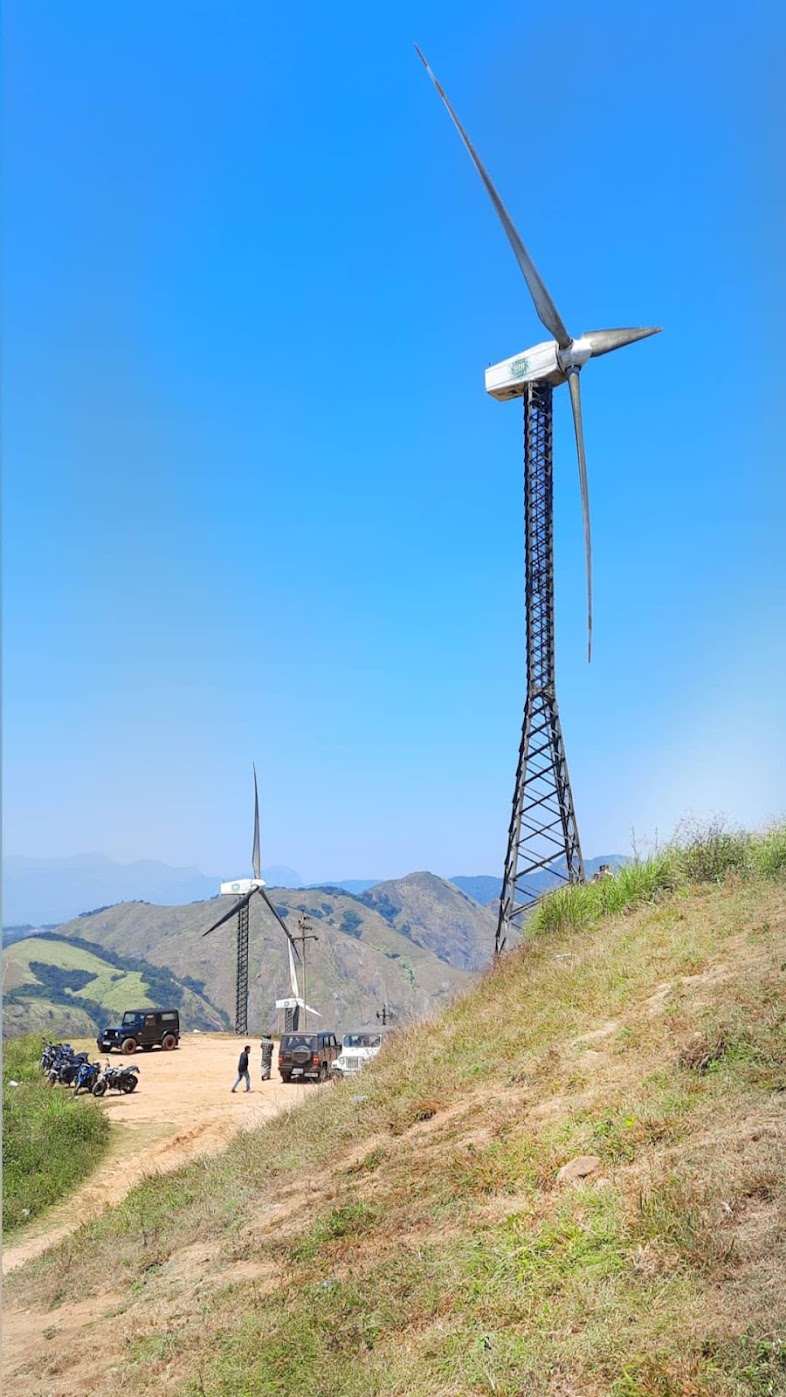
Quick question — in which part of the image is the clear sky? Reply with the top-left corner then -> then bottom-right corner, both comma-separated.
4,0 -> 785,885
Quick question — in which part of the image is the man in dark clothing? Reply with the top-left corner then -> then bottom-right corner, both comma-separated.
232,1045 -> 251,1093
260,1034 -> 274,1082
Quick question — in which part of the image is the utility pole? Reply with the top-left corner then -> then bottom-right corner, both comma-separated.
296,914 -> 318,1031
376,1004 -> 396,1027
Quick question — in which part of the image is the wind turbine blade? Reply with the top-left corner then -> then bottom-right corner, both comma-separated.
565,368 -> 593,663
415,46 -> 571,350
252,764 -> 261,881
202,893 -> 251,937
302,1001 -> 321,1018
584,326 -> 661,358
288,941 -> 299,998
257,887 -> 302,964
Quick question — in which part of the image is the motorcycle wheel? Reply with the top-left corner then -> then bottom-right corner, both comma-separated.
92,1081 -> 107,1097
121,1078 -> 138,1093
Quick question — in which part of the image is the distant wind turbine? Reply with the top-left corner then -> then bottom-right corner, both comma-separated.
202,766 -> 301,1034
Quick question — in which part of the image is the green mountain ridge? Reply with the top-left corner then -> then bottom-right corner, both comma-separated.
46,874 -> 492,1032
2,933 -> 229,1040
358,870 -> 499,970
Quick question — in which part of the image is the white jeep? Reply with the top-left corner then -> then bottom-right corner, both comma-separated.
332,1029 -> 386,1079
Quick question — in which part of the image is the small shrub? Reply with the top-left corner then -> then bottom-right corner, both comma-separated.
674,817 -> 751,884
678,1029 -> 730,1074
749,822 -> 786,879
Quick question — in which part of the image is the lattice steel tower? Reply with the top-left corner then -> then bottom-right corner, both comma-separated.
496,383 -> 583,952
417,50 -> 659,952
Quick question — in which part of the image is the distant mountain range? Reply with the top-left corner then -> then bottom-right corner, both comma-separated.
3,853 -> 626,930
15,874 -> 488,1037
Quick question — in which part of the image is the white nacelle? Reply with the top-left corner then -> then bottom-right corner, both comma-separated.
219,877 -> 266,896
485,339 -> 561,399
485,336 -> 592,400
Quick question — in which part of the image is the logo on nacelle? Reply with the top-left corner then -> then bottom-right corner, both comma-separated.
510,357 -> 530,379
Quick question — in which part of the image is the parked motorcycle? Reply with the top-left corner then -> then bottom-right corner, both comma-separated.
59,1052 -> 90,1087
73,1060 -> 102,1096
92,1063 -> 139,1096
42,1045 -> 88,1086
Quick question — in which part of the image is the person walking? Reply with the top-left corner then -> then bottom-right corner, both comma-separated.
260,1034 -> 274,1082
232,1045 -> 251,1093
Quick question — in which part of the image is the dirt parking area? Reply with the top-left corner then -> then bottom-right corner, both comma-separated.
3,1032 -> 309,1275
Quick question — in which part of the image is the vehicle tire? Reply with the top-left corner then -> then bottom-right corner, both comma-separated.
121,1038 -> 137,1055
161,1034 -> 177,1051
280,1073 -> 291,1084
121,1078 -> 137,1093
92,1081 -> 107,1097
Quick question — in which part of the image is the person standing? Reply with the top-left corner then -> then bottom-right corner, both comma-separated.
260,1034 -> 274,1082
232,1045 -> 251,1093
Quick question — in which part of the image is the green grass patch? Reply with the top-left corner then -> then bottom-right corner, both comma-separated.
528,819 -> 786,938
2,1036 -> 111,1236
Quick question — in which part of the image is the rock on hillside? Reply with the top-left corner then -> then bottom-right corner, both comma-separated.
359,871 -> 498,971
53,881 -> 471,1033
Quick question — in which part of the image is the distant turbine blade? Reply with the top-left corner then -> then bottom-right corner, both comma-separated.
258,887 -> 302,964
203,893 -> 251,937
584,326 -> 661,358
288,940 -> 299,998
252,764 -> 261,881
415,46 -> 571,350
565,368 -> 593,663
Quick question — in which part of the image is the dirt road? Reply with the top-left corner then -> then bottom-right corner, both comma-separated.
2,1033 -> 309,1275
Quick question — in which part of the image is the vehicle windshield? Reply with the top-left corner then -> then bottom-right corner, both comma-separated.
342,1033 -> 382,1049
122,1012 -> 144,1025
281,1035 -> 317,1051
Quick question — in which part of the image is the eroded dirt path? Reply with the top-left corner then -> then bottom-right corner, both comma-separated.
2,1033 -> 309,1275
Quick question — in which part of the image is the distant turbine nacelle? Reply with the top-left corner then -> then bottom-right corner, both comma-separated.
219,877 -> 267,896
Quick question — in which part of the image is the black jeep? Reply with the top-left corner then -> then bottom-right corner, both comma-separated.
278,1031 -> 340,1083
97,1009 -> 180,1054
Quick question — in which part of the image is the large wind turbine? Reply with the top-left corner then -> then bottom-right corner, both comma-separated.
416,50 -> 660,950
203,766 -> 301,1034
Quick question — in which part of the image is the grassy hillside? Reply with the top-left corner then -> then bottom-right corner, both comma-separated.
52,879 -> 475,1032
2,933 -> 229,1040
6,825 -> 785,1395
3,1036 -> 110,1235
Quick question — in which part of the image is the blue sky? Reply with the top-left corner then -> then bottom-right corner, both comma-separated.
4,0 -> 785,884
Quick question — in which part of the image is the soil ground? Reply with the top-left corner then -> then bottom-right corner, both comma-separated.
2,1033 -> 308,1277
